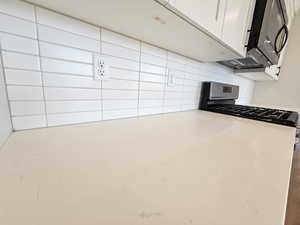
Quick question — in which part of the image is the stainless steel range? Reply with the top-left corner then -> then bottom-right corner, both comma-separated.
199,82 -> 299,127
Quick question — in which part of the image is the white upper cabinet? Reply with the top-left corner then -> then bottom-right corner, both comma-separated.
166,0 -> 256,57
167,0 -> 226,38
222,0 -> 255,56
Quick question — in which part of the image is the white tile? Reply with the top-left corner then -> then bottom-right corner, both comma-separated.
101,29 -> 140,51
140,72 -> 165,83
103,55 -> 139,72
140,82 -> 164,91
102,79 -> 139,90
139,107 -> 163,116
102,42 -> 140,61
41,58 -> 93,76
2,51 -> 40,70
10,101 -> 45,116
36,7 -> 100,40
164,106 -> 182,113
184,79 -> 201,87
46,100 -> 101,114
141,53 -> 167,67
109,67 -> 139,81
139,91 -> 164,99
102,89 -> 138,100
39,42 -> 93,63
165,84 -> 183,92
7,86 -> 44,101
43,73 -> 101,89
0,32 -> 38,55
164,99 -> 182,106
38,25 -> 100,52
141,43 -> 167,58
45,87 -> 100,100
5,69 -> 42,86
47,111 -> 101,126
12,115 -> 46,130
103,109 -> 137,120
167,60 -> 186,72
141,63 -> 165,75
0,13 -> 36,38
0,0 -> 35,21
165,91 -> 183,99
103,99 -> 138,110
139,99 -> 164,108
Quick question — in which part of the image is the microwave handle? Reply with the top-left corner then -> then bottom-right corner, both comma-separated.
275,24 -> 289,54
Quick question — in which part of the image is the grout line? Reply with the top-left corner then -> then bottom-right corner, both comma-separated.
0,42 -> 14,132
34,6 -> 48,127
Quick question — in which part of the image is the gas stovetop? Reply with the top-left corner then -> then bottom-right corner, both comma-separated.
199,82 -> 299,127
207,104 -> 299,127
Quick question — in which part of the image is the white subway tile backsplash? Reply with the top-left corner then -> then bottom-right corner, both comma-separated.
47,111 -> 101,127
38,25 -> 100,52
103,99 -> 138,110
12,115 -> 46,130
101,29 -> 140,51
10,101 -> 45,116
103,55 -> 139,72
102,42 -> 140,61
46,100 -> 101,114
43,73 -> 100,89
0,0 -> 35,21
140,72 -> 165,83
141,53 -> 167,67
2,51 -> 40,70
102,79 -> 139,90
39,42 -> 93,63
109,67 -> 139,81
41,58 -> 93,76
140,82 -> 164,91
139,107 -> 163,116
103,109 -> 137,120
102,89 -> 138,100
139,99 -> 164,108
0,2 -> 254,130
5,69 -> 42,86
7,86 -> 44,101
0,32 -> 38,55
141,63 -> 165,75
45,87 -> 100,100
36,7 -> 100,40
140,90 -> 164,99
0,13 -> 36,38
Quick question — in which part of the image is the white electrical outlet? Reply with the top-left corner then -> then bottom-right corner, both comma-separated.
94,54 -> 110,80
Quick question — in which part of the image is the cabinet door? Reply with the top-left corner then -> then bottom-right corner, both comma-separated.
222,0 -> 255,56
168,0 -> 226,38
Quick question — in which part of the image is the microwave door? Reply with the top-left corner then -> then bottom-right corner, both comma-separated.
257,0 -> 286,65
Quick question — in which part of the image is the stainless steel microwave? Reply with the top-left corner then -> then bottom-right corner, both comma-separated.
218,0 -> 288,71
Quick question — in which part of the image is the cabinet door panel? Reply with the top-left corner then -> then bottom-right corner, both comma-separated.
168,0 -> 226,37
222,0 -> 255,56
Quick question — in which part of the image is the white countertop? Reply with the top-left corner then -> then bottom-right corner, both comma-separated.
0,111 -> 296,225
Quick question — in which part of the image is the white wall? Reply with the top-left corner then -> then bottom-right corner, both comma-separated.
0,53 -> 12,146
252,15 -> 300,111
0,0 -> 255,131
